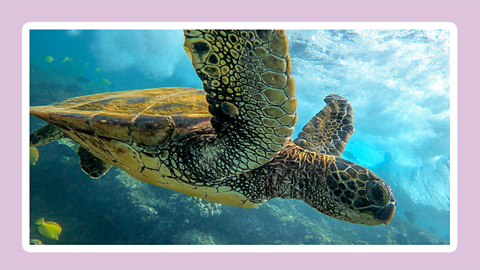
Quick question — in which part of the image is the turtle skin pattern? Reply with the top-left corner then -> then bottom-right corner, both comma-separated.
294,94 -> 354,157
209,95 -> 395,225
182,30 -> 297,179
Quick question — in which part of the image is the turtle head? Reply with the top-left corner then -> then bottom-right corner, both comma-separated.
306,157 -> 396,226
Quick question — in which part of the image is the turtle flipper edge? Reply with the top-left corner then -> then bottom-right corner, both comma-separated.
77,146 -> 112,178
30,123 -> 65,146
294,94 -> 354,157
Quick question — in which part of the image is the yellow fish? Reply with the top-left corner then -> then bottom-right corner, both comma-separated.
95,67 -> 102,72
35,218 -> 62,240
100,78 -> 112,86
30,239 -> 44,245
43,56 -> 54,63
62,57 -> 71,63
30,146 -> 39,165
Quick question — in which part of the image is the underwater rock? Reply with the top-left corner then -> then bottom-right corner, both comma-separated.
136,204 -> 159,222
395,233 -> 410,244
175,229 -> 216,245
57,138 -> 78,152
167,191 -> 222,217
116,171 -> 142,190
406,228 -> 435,244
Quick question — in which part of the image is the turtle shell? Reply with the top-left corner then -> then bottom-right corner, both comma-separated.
30,87 -> 262,208
30,87 -> 213,147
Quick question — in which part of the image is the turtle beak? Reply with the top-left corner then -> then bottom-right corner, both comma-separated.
383,203 -> 396,225
353,202 -> 396,226
376,202 -> 396,225
345,201 -> 396,226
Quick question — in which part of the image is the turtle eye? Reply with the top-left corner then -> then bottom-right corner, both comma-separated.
367,181 -> 389,206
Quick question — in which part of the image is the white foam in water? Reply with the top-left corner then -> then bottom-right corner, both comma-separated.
288,29 -> 450,211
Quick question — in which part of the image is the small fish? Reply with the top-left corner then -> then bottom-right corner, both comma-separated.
43,56 -> 54,63
30,146 -> 39,165
95,67 -> 102,72
62,57 -> 71,63
100,78 -> 112,86
30,239 -> 44,245
35,217 -> 62,240
404,210 -> 417,224
342,151 -> 357,160
75,75 -> 90,83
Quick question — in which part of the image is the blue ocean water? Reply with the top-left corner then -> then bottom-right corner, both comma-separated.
29,29 -> 450,245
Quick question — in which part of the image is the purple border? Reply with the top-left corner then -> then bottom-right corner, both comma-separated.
1,0 -> 479,269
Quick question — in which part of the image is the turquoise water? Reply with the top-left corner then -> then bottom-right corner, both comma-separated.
29,29 -> 450,245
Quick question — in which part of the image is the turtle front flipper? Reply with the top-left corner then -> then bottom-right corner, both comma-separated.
183,30 -> 297,175
294,94 -> 354,157
30,123 -> 65,146
77,146 -> 112,178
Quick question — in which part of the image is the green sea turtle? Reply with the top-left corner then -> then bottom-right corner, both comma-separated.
30,30 -> 395,225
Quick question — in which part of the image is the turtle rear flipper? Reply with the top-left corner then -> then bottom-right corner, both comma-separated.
30,123 -> 65,146
77,146 -> 112,178
294,94 -> 354,157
